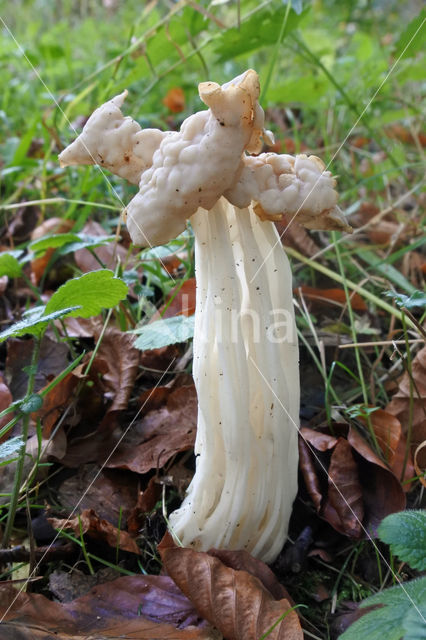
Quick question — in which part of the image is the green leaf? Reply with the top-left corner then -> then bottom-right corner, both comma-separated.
20,393 -> 43,414
44,270 -> 128,319
133,315 -> 195,351
394,9 -> 426,60
29,232 -> 115,257
378,510 -> 426,571
214,5 -> 308,62
0,436 -> 23,461
0,250 -> 24,278
359,249 -> 417,295
0,306 -> 81,342
385,290 -> 426,311
403,603 -> 426,639
340,577 -> 426,640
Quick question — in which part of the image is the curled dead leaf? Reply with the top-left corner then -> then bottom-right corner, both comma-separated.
299,424 -> 405,536
159,536 -> 303,640
0,577 -> 218,639
48,508 -> 140,555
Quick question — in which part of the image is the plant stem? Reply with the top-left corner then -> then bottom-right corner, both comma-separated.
2,336 -> 41,548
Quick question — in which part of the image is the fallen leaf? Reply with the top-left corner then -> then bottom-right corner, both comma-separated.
160,537 -> 303,640
48,508 -> 140,555
414,441 -> 426,488
160,278 -> 197,318
325,438 -> 364,538
386,345 -> 426,467
275,217 -> 320,258
0,374 -> 13,437
300,427 -> 338,452
57,465 -> 139,526
34,371 -> 78,438
96,326 -> 140,413
299,424 -> 406,536
359,409 -> 401,465
0,577 -> 217,639
127,476 -> 162,534
30,217 -> 74,285
298,438 -> 323,511
106,385 -> 197,474
5,335 -> 69,400
296,286 -> 367,311
74,220 -> 134,274
163,87 -> 185,113
207,549 -> 293,603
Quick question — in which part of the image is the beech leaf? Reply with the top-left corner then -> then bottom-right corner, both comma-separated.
160,539 -> 303,640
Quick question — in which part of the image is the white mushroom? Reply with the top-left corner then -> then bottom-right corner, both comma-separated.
59,70 -> 350,562
59,91 -> 167,185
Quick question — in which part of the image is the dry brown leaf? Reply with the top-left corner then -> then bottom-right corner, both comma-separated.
57,465 -> 139,527
386,345 -> 426,468
74,220 -> 134,273
127,476 -> 162,534
299,439 -> 323,511
275,217 -> 320,258
30,217 -> 74,285
96,326 -> 140,413
34,372 -> 78,438
161,278 -> 197,318
160,537 -> 303,640
296,285 -> 367,311
207,549 -> 293,604
414,441 -> 426,487
299,424 -> 406,536
359,409 -> 401,465
0,374 -> 13,437
163,87 -> 185,113
325,438 -> 364,538
300,427 -> 338,452
0,577 -> 217,639
48,508 -> 140,555
106,385 -> 197,473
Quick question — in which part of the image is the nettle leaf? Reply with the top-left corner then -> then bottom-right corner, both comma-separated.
0,250 -> 24,278
403,603 -> 426,639
133,315 -> 194,351
340,577 -> 426,640
44,270 -> 128,319
0,436 -> 23,461
378,510 -> 426,571
0,307 -> 81,342
386,290 -> 426,311
29,232 -> 115,257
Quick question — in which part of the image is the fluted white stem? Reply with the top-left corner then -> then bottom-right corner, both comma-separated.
169,197 -> 300,563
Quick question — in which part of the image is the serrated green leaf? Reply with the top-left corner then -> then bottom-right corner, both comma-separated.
0,250 -> 24,278
394,9 -> 426,60
340,577 -> 426,640
0,306 -> 81,342
44,270 -> 128,319
403,603 -> 426,639
0,436 -> 23,461
385,290 -> 426,311
133,315 -> 194,351
378,511 -> 426,571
